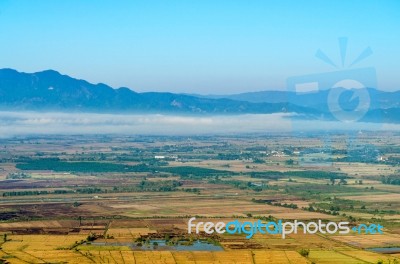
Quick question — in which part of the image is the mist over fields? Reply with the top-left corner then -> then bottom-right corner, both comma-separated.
0,111 -> 399,137
1,68 -> 399,137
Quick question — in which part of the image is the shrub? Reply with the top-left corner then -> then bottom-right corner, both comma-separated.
298,248 -> 310,257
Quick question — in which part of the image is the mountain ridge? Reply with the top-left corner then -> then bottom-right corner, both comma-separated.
1,68 -> 400,124
0,68 -> 316,115
194,88 -> 400,109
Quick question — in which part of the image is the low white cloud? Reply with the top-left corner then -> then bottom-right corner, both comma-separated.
0,111 -> 398,137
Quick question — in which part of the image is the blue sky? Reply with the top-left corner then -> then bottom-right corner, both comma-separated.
0,0 -> 399,94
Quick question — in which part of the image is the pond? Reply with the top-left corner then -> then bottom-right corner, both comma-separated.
90,239 -> 224,251
368,247 -> 400,254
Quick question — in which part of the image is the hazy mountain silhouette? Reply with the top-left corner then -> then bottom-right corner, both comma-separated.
197,88 -> 400,110
0,68 -> 317,115
196,88 -> 400,123
0,68 -> 399,123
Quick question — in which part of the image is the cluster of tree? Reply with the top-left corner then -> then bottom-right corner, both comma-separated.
2,189 -> 79,197
16,158 -> 150,173
209,179 -> 272,192
161,166 -> 232,179
303,206 -> 340,216
2,190 -> 50,197
250,170 -> 348,180
249,172 -> 280,180
217,153 -> 241,160
328,177 -> 348,185
381,175 -> 400,185
182,188 -> 200,194
310,198 -> 354,212
74,181 -> 182,194
137,180 -> 181,192
2,180 -> 183,197
272,202 -> 298,209
16,159 -> 233,182
6,172 -> 31,179
253,199 -> 299,209
298,248 -> 310,257
54,190 -> 73,194
217,152 -> 265,162
76,187 -> 103,194
253,215 -> 275,221
252,198 -> 274,204
112,180 -> 182,192
334,146 -> 380,163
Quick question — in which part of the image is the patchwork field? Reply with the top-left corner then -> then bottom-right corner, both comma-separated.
1,133 -> 400,263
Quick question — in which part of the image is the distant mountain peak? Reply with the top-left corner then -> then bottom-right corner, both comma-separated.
0,68 -> 310,115
0,68 -> 399,123
37,69 -> 61,75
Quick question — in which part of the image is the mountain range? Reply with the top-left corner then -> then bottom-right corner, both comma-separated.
0,68 -> 313,115
198,89 -> 400,110
0,68 -> 399,123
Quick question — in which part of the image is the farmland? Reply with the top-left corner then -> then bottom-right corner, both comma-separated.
1,132 -> 400,263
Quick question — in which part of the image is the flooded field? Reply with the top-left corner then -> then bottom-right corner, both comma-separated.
91,239 -> 224,251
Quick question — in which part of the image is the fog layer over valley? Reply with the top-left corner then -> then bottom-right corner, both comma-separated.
0,111 -> 399,137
